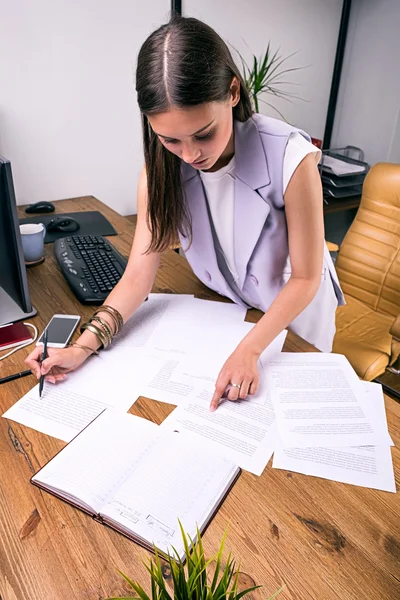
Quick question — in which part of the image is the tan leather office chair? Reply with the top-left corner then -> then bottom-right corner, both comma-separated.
331,162 -> 400,381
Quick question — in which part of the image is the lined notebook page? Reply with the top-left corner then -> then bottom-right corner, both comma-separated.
101,430 -> 238,557
32,410 -> 159,513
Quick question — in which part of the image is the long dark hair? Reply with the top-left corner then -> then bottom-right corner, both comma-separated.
136,16 -> 252,253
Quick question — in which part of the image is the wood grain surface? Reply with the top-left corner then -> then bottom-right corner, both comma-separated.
0,196 -> 398,600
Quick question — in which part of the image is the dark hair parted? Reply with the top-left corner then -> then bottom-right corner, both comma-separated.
136,16 -> 253,253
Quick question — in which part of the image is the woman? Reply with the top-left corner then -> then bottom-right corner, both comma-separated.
26,17 -> 344,411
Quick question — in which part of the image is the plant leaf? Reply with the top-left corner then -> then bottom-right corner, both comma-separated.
267,585 -> 285,599
210,526 -> 228,591
235,585 -> 262,600
116,571 -> 153,600
258,98 -> 290,122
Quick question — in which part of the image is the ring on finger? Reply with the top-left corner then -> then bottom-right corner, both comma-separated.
230,382 -> 241,389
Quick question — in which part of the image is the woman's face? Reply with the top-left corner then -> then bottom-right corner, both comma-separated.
147,81 -> 240,172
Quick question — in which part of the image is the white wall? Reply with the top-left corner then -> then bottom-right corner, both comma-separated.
0,0 -> 169,214
0,0 -> 343,215
331,0 -> 400,165
185,0 -> 343,139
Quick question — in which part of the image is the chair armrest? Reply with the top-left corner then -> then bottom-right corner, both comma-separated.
326,241 -> 339,252
390,315 -> 400,341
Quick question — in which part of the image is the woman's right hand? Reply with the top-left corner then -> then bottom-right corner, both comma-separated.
25,346 -> 90,383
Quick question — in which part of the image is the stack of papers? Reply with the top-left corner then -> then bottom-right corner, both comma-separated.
266,354 -> 395,493
157,353 -> 396,492
3,294 -> 396,493
322,155 -> 366,175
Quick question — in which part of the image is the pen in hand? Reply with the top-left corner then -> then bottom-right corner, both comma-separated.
39,328 -> 48,398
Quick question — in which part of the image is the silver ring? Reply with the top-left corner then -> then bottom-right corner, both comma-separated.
230,382 -> 241,389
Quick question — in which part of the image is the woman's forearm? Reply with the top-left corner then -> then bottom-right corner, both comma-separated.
99,267 -> 156,321
238,276 -> 321,357
76,261 -> 159,349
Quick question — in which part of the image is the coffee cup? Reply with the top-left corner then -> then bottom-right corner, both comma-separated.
19,223 -> 46,263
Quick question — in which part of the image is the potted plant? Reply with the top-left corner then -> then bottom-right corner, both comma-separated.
236,43 -> 305,119
106,524 -> 283,600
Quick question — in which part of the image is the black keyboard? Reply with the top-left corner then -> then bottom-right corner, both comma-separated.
54,235 -> 127,304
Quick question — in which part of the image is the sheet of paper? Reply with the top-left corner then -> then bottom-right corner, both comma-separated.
322,155 -> 366,175
159,366 -> 277,475
360,381 -> 394,446
113,294 -> 195,348
3,384 -> 114,442
273,444 -> 395,493
3,352 -> 143,441
172,329 -> 287,384
115,294 -> 246,351
266,353 -> 392,448
127,321 -> 258,405
272,379 -> 396,492
185,297 -> 247,322
124,347 -> 198,405
145,297 -> 248,353
113,317 -> 280,408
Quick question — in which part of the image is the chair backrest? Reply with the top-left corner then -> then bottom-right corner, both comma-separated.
335,162 -> 400,317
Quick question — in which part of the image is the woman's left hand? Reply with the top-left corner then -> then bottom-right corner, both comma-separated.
209,346 -> 260,411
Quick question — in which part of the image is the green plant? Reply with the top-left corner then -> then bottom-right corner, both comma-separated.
106,524 -> 283,600
236,43 -> 305,118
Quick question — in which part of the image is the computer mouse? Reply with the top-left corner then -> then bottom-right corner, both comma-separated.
25,201 -> 55,214
47,216 -> 80,233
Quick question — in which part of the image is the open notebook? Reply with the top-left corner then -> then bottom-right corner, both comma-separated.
31,409 -> 240,560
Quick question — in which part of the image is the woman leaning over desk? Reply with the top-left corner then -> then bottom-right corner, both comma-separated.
26,17 -> 344,411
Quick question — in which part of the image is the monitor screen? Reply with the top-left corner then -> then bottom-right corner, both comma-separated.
0,156 -> 36,325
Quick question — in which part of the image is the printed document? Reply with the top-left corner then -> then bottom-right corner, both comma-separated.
266,353 -> 393,448
273,381 -> 396,492
160,364 -> 277,475
3,352 -> 143,441
135,329 -> 286,406
134,321 -> 256,405
273,444 -> 395,492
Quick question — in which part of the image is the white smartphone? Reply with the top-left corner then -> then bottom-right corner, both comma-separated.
36,314 -> 81,348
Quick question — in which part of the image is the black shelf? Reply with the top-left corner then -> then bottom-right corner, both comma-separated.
323,195 -> 361,214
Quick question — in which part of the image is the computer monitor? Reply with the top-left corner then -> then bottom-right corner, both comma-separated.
0,156 -> 36,325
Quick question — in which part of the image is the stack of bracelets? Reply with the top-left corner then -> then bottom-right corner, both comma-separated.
68,305 -> 123,356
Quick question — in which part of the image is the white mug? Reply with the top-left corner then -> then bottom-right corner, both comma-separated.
19,223 -> 46,263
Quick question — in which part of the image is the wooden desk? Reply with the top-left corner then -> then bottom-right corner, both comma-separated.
1,196 -> 399,600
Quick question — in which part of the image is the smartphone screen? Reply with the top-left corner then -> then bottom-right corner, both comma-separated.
38,315 -> 80,347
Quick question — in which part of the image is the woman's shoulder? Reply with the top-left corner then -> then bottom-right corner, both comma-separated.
250,113 -> 310,141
